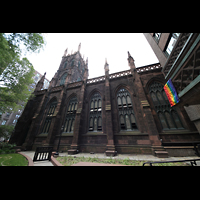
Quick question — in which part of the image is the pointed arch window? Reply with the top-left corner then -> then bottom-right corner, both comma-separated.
78,61 -> 81,70
64,61 -> 68,69
117,88 -> 138,131
82,68 -> 85,76
89,93 -> 102,132
71,59 -> 75,66
41,101 -> 57,134
149,81 -> 184,130
63,97 -> 78,133
60,73 -> 67,85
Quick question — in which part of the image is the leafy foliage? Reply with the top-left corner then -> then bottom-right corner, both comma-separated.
0,57 -> 35,113
0,33 -> 45,113
0,142 -> 16,154
0,125 -> 15,141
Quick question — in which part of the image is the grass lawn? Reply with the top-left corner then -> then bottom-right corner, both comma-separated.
0,153 -> 28,166
56,156 -> 190,166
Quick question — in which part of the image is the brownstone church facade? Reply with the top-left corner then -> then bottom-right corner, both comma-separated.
9,44 -> 200,157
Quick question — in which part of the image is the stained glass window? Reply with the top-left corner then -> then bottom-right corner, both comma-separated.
60,73 -> 67,85
42,101 -> 57,134
117,88 -> 138,131
71,59 -> 74,66
63,97 -> 78,133
94,118 -> 97,131
89,93 -> 102,131
64,61 -> 68,68
98,117 -> 102,130
78,61 -> 81,70
149,81 -> 184,130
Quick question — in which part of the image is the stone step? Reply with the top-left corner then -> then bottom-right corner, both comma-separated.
155,151 -> 169,158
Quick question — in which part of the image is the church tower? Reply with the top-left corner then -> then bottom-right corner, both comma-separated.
48,43 -> 88,89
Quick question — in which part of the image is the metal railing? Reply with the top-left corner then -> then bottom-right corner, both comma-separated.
33,146 -> 53,162
143,158 -> 200,166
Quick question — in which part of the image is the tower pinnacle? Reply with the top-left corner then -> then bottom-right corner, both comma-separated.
127,51 -> 136,70
104,58 -> 109,72
63,48 -> 68,56
78,43 -> 81,52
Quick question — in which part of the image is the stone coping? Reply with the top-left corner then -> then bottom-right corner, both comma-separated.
18,152 -> 34,166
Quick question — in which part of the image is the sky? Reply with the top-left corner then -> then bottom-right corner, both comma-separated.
26,33 -> 158,81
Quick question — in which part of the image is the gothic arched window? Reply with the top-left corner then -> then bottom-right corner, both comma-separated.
117,88 -> 138,131
64,61 -> 68,69
89,93 -> 102,131
60,73 -> 67,85
42,100 -> 57,134
78,61 -> 81,70
82,68 -> 85,76
63,97 -> 78,133
149,81 -> 184,130
71,59 -> 75,66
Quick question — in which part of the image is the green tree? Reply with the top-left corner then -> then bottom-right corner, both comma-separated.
0,125 -> 14,141
0,33 -> 45,114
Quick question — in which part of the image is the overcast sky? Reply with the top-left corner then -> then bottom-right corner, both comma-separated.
26,33 -> 158,81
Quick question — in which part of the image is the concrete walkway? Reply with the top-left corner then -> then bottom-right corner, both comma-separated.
20,151 -> 54,166
20,151 -> 200,166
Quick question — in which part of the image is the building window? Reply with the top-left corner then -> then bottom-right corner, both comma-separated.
42,101 -> 57,134
64,61 -> 68,69
78,61 -> 81,70
153,33 -> 161,43
71,59 -> 75,66
77,77 -> 81,82
89,93 -> 102,131
117,88 -> 138,131
164,33 -> 180,57
63,97 -> 78,133
149,81 -> 184,130
82,68 -> 85,76
60,73 -> 67,85
1,120 -> 7,125
6,112 -> 11,117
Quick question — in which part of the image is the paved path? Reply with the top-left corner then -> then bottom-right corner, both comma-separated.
20,151 -> 53,166
20,151 -> 200,166
71,162 -> 126,166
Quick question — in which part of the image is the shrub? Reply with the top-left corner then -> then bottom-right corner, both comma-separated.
0,149 -> 5,154
0,143 -> 16,154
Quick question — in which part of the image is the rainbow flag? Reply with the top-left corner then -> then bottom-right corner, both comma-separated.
164,78 -> 180,107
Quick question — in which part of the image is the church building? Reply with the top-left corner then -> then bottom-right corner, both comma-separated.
9,43 -> 200,157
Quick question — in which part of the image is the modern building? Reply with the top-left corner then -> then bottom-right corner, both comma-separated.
0,70 -> 49,132
9,43 -> 200,157
144,33 -> 200,135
